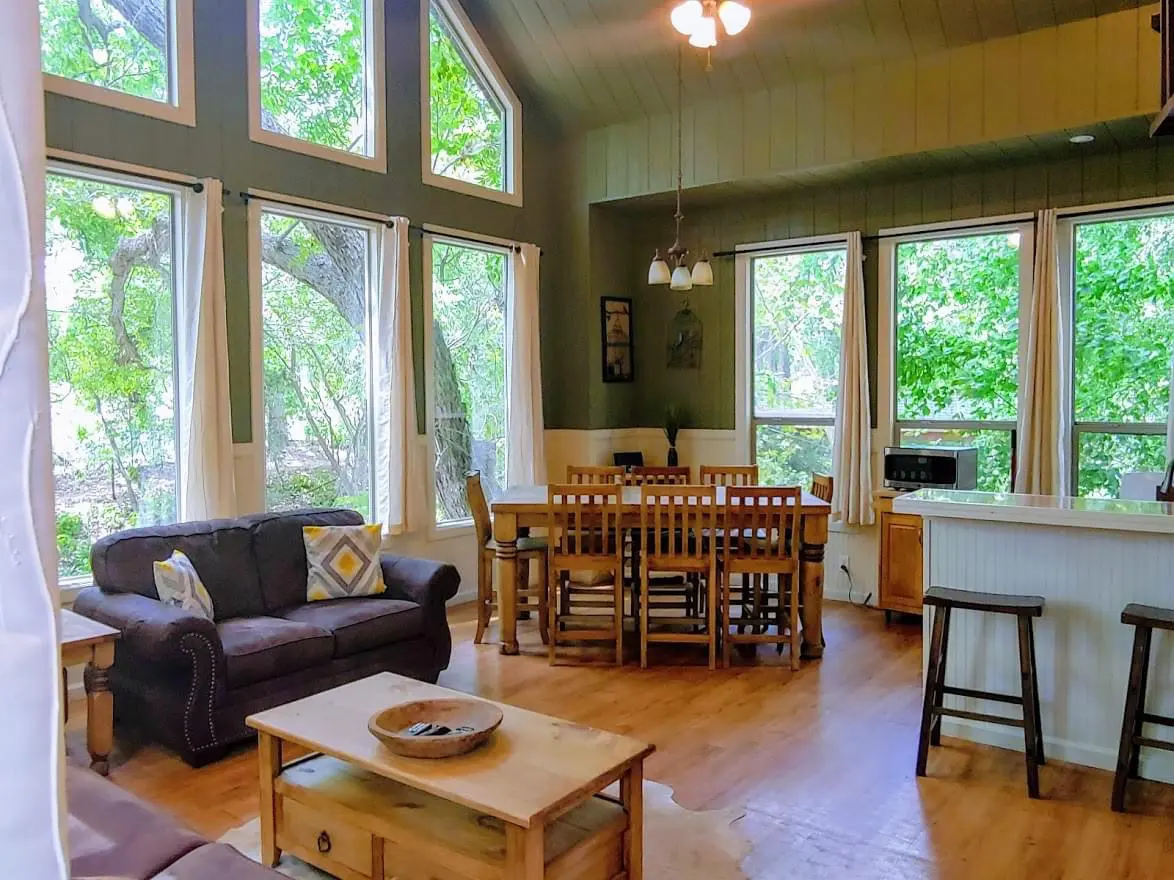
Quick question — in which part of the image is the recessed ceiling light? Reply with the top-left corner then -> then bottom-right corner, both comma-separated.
1069,134 -> 1095,144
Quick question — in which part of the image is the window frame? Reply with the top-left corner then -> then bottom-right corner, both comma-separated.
42,0 -> 196,126
879,219 -> 1034,493
1058,205 -> 1174,496
46,157 -> 188,590
421,0 -> 523,207
422,228 -> 514,537
247,192 -> 382,521
735,234 -> 849,487
246,0 -> 387,173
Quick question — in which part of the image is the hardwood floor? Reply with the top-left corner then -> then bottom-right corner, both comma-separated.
69,602 -> 1174,879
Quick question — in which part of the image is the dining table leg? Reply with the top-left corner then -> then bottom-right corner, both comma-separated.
494,510 -> 520,655
799,513 -> 829,659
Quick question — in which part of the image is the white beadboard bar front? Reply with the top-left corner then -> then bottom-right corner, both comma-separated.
893,489 -> 1174,784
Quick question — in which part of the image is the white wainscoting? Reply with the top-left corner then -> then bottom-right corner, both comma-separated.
924,516 -> 1174,782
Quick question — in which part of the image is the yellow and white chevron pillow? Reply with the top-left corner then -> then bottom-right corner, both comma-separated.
303,524 -> 386,602
153,550 -> 215,621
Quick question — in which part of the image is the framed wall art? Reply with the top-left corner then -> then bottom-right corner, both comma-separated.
601,296 -> 634,383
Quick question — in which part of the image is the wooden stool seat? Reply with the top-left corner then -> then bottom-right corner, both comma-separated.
923,586 -> 1044,616
1121,603 -> 1174,631
1112,602 -> 1174,812
917,586 -> 1046,798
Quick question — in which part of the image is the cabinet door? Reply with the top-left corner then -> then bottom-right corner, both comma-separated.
882,513 -> 923,613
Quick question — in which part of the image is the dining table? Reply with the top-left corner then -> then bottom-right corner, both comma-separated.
490,484 -> 833,658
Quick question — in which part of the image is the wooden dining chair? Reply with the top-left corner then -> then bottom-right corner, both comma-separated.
567,465 -> 625,484
625,465 -> 691,485
700,465 -> 759,486
467,472 -> 548,646
546,484 -> 626,665
811,473 -> 834,503
721,486 -> 803,670
638,485 -> 719,670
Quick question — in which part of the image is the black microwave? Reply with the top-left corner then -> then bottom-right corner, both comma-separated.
883,447 -> 978,491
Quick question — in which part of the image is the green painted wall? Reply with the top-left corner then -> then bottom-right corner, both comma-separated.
45,0 -> 568,443
578,140 -> 1174,430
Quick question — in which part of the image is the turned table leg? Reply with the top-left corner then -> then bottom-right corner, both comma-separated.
800,512 -> 829,660
494,511 -> 520,655
83,642 -> 115,775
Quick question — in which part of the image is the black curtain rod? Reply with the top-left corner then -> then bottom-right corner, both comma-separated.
54,156 -> 203,192
408,224 -> 536,254
237,191 -> 394,228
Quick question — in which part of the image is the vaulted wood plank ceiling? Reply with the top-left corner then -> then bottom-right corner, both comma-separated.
467,0 -> 1143,130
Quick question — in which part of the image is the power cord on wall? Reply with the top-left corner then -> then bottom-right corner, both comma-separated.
842,563 -> 873,608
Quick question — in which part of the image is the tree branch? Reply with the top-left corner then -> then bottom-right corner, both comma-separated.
108,214 -> 168,366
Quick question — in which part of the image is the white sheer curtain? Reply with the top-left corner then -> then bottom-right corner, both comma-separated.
506,243 -> 546,486
374,217 -> 421,534
1015,209 -> 1067,495
0,0 -> 68,873
178,179 -> 237,520
831,231 -> 874,525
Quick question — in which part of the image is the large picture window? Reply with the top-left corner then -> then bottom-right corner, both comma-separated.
256,203 -> 378,516
1069,211 -> 1174,497
249,0 -> 385,170
424,0 -> 521,204
39,0 -> 195,124
893,228 -> 1028,492
46,168 -> 181,581
426,236 -> 509,525
750,245 -> 846,486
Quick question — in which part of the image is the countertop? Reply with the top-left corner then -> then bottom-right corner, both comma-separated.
892,488 -> 1174,535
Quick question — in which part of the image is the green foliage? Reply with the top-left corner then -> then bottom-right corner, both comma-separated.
56,512 -> 93,578
429,7 -> 506,190
756,426 -> 834,489
39,0 -> 168,102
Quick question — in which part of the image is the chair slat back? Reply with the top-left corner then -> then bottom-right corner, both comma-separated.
811,473 -> 834,503
566,465 -> 625,484
465,472 -> 492,547
626,465 -> 692,486
547,484 -> 623,566
639,485 -> 717,565
700,465 -> 759,486
723,486 -> 802,571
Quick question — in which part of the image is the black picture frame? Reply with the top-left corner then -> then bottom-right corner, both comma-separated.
601,296 -> 634,383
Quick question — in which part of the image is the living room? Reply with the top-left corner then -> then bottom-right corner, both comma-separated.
5,0 -> 1174,878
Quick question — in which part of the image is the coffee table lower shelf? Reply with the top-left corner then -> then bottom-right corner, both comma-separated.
270,754 -> 630,880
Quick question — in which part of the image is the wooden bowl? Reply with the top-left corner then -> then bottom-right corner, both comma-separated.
367,698 -> 504,759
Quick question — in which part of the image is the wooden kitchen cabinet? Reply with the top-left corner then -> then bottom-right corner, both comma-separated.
874,491 -> 923,621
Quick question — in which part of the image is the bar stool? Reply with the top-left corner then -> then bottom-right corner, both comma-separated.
1112,603 -> 1174,812
916,586 -> 1047,798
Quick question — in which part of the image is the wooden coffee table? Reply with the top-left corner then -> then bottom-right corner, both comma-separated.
60,608 -> 119,775
247,673 -> 654,880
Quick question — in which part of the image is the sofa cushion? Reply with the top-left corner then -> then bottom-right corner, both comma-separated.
91,519 -> 264,621
240,508 -> 365,612
157,843 -> 285,879
68,764 -> 205,880
275,598 -> 425,658
218,617 -> 334,690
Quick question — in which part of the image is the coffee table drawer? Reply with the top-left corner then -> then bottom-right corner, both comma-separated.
280,795 -> 374,878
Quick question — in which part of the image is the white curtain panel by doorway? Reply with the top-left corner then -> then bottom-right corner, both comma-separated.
832,231 -> 874,525
374,217 -> 421,535
0,0 -> 69,873
179,179 -> 238,520
1015,209 -> 1067,496
507,243 -> 546,485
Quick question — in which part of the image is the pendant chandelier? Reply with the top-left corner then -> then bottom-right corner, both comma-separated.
671,1 -> 752,48
647,48 -> 713,292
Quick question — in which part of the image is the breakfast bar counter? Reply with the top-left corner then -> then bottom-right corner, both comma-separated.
893,489 -> 1174,783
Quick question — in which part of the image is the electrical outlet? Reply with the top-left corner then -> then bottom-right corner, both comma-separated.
837,553 -> 850,574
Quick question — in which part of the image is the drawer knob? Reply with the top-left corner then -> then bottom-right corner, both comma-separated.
317,831 -> 332,854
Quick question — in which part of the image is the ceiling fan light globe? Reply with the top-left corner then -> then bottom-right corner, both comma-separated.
718,1 -> 751,36
688,15 -> 718,48
670,265 -> 695,290
671,0 -> 703,35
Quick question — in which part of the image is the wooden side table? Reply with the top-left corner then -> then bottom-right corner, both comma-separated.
60,608 -> 119,775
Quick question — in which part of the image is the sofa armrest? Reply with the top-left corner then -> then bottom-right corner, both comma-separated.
72,587 -> 223,674
378,556 -> 460,612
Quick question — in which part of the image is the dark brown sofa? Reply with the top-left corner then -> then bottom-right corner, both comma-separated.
69,763 -> 280,878
74,508 -> 459,766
